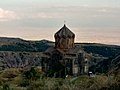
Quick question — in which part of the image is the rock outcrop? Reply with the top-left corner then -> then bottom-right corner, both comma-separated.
0,51 -> 43,70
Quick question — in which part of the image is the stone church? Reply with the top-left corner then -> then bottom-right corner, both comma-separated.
42,24 -> 90,77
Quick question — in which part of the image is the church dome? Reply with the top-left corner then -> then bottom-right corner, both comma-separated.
54,24 -> 75,38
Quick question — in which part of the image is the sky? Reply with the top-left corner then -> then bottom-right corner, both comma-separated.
0,0 -> 120,45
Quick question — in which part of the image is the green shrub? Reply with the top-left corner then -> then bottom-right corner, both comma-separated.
1,68 -> 20,79
1,83 -> 13,90
19,79 -> 30,87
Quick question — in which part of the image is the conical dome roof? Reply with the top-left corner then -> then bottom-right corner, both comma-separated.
54,24 -> 75,38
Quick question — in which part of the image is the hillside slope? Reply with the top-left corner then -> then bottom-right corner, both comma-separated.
0,37 -> 49,52
0,37 -> 120,58
108,55 -> 120,75
0,37 -> 120,73
0,51 -> 44,70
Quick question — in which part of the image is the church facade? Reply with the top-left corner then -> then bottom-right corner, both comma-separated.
42,24 -> 90,77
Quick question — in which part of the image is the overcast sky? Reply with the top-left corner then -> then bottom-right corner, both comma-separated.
0,0 -> 120,45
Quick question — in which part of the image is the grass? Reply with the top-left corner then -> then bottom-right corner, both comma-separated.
0,68 -> 119,90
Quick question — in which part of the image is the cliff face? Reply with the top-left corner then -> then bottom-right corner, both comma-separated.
108,55 -> 120,75
0,51 -> 43,70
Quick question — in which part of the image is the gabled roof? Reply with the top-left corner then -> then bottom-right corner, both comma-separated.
45,46 -> 83,55
66,46 -> 82,54
54,24 -> 75,38
45,47 -> 55,54
45,47 -> 65,55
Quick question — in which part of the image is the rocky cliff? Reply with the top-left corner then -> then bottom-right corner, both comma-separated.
0,51 -> 43,70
